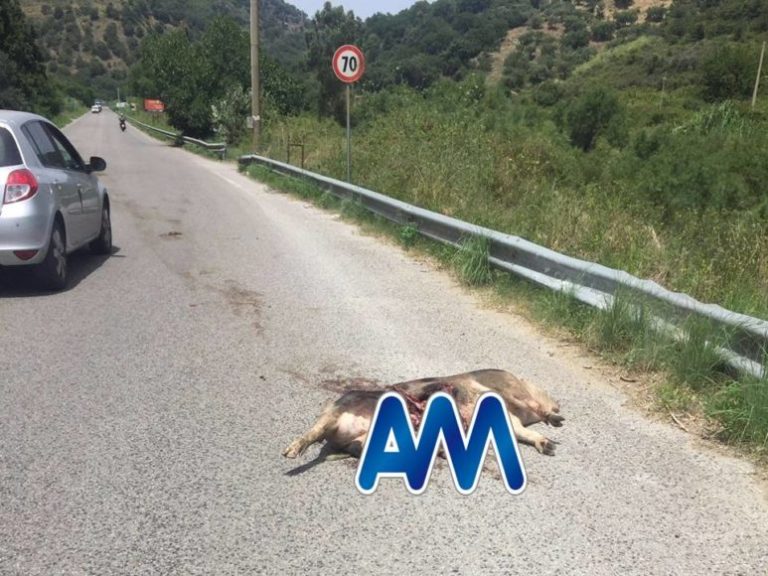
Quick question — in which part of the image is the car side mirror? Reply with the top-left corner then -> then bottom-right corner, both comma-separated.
87,156 -> 107,173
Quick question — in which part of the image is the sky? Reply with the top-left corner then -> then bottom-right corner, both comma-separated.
289,0 -> 424,20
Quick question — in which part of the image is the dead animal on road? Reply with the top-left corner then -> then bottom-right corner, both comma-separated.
282,369 -> 564,460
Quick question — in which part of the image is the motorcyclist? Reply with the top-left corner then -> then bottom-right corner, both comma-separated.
119,113 -> 126,131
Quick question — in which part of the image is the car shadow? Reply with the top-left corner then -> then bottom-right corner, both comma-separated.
0,245 -> 123,297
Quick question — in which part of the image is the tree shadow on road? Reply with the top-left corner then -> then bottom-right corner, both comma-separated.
0,245 -> 123,297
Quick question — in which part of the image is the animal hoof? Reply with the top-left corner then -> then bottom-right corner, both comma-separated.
282,442 -> 301,459
548,414 -> 565,427
536,438 -> 557,456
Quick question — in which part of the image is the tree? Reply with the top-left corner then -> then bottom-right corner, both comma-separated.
131,15 -> 305,137
701,43 -> 758,101
646,6 -> 666,22
0,0 -> 61,115
563,29 -> 590,48
131,30 -> 211,135
614,10 -> 638,27
212,86 -> 250,145
305,2 -> 363,121
592,21 -> 615,41
564,88 -> 627,151
198,16 -> 250,100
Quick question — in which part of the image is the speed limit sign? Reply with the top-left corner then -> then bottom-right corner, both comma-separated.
332,45 -> 365,84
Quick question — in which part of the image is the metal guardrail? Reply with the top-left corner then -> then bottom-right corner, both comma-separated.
126,117 -> 227,159
239,153 -> 768,378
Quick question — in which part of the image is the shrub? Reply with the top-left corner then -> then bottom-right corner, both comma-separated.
563,87 -> 627,151
212,86 -> 250,145
615,10 -> 638,27
563,29 -> 590,49
592,21 -> 615,42
700,43 -> 759,101
533,80 -> 563,106
646,6 -> 666,23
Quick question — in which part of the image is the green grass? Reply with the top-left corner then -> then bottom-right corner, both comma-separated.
53,98 -> 87,128
399,225 -> 419,249
572,35 -> 654,77
589,292 -> 650,353
340,197 -> 369,220
451,235 -> 493,286
710,370 -> 768,448
531,285 -> 592,333
657,381 -> 698,414
246,97 -> 768,328
667,318 -> 728,390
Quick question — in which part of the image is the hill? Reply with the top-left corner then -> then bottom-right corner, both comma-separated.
20,0 -> 307,97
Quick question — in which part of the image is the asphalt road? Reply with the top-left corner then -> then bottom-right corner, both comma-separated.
1,111 -> 767,575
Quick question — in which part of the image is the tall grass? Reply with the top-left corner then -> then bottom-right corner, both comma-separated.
53,97 -> 88,128
667,318 -> 728,390
590,292 -> 650,353
254,82 -> 768,325
451,235 -> 493,286
711,369 -> 768,449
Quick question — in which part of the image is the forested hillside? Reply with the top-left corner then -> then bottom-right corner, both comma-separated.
1,0 -> 60,115
19,0 -> 306,98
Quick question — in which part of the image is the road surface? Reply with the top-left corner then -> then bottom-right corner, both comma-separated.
1,111 -> 767,575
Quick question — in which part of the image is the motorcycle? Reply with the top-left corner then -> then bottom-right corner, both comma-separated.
119,118 -> 126,132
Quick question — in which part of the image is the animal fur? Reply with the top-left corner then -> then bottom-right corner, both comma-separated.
283,369 -> 563,459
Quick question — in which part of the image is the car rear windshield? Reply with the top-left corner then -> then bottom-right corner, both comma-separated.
0,127 -> 22,167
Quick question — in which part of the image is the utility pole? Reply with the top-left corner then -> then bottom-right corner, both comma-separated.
250,0 -> 261,152
752,41 -> 766,110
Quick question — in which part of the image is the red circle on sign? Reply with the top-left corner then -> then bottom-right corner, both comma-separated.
332,45 -> 366,84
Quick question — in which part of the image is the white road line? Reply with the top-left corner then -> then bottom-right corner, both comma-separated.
215,173 -> 248,191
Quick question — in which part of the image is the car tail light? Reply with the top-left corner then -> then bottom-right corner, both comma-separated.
13,250 -> 38,261
3,169 -> 39,204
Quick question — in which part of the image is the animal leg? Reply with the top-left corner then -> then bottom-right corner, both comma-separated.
509,414 -> 557,456
283,412 -> 334,458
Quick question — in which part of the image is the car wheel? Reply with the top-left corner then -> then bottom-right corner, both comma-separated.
37,221 -> 67,291
90,203 -> 112,255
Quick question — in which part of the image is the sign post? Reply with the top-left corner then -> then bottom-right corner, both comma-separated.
332,45 -> 365,182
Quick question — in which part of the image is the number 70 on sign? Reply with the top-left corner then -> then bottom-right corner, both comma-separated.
332,45 -> 366,84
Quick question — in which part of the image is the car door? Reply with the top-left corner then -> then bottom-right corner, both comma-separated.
42,123 -> 101,243
21,121 -> 85,248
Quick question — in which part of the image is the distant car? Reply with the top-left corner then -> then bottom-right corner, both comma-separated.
0,110 -> 111,290
90,104 -> 101,113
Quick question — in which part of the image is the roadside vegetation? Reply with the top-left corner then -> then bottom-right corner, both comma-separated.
240,163 -> 768,458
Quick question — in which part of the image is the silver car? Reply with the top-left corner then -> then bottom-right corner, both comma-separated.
0,110 -> 111,290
